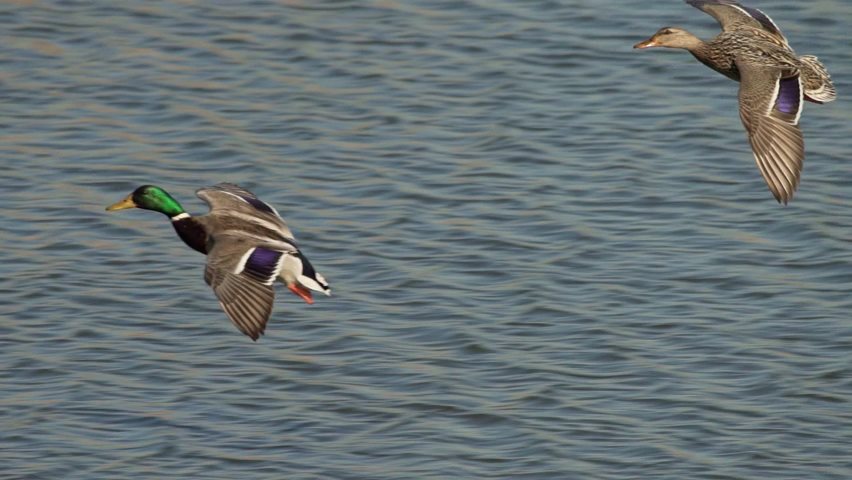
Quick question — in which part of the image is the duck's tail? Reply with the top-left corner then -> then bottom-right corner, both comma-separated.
799,55 -> 836,104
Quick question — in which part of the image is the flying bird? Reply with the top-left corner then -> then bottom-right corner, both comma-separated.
635,0 -> 835,204
106,183 -> 330,341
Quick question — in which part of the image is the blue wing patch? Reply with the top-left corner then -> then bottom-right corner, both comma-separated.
244,247 -> 283,284
776,77 -> 800,116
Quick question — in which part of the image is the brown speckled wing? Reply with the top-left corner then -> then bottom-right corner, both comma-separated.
686,0 -> 787,45
735,59 -> 804,204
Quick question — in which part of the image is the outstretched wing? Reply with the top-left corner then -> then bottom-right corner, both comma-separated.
686,0 -> 787,45
204,235 -> 293,340
197,183 -> 281,216
736,59 -> 804,204
196,183 -> 297,243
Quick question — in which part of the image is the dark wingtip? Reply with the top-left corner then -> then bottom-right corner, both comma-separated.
773,191 -> 791,205
249,327 -> 267,342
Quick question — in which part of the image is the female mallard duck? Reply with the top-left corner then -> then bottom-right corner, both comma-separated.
106,183 -> 330,341
634,0 -> 836,204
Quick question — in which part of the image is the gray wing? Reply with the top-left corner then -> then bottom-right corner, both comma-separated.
196,183 -> 279,215
736,59 -> 804,204
686,0 -> 787,43
196,183 -> 296,241
204,235 -> 282,341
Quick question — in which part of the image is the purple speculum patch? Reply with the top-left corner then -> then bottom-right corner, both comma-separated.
776,77 -> 800,115
245,247 -> 282,281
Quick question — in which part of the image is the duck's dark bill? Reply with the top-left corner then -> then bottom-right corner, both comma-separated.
106,195 -> 137,211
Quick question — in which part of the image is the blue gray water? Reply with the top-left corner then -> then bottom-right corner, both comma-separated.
1,1 -> 851,478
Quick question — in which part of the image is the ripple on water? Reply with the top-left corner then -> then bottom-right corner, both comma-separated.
1,0 -> 851,479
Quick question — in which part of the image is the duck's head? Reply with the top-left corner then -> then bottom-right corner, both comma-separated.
106,185 -> 186,218
634,27 -> 701,50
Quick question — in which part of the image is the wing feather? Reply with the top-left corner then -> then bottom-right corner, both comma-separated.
736,60 -> 804,204
686,0 -> 787,44
196,183 -> 295,241
205,237 -> 277,341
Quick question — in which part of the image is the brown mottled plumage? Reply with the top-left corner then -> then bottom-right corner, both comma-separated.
635,0 -> 835,204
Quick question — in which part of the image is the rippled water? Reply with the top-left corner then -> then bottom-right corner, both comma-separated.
2,1 -> 851,478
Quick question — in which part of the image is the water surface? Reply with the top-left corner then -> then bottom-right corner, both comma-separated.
1,1 -> 851,478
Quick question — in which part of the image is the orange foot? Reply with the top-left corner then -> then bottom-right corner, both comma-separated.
288,284 -> 314,304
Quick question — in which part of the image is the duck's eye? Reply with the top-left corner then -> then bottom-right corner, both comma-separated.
661,28 -> 673,35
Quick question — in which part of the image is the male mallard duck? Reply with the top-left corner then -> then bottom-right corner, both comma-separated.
106,183 -> 330,341
634,0 -> 836,204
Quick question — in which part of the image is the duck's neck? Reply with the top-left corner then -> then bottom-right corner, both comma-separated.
144,194 -> 209,254
170,214 -> 209,254
689,42 -> 714,69
689,39 -> 739,81
679,32 -> 706,52
687,38 -> 710,59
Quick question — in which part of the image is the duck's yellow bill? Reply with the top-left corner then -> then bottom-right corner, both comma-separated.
106,195 -> 137,211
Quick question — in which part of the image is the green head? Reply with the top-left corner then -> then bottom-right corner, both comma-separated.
106,185 -> 186,218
